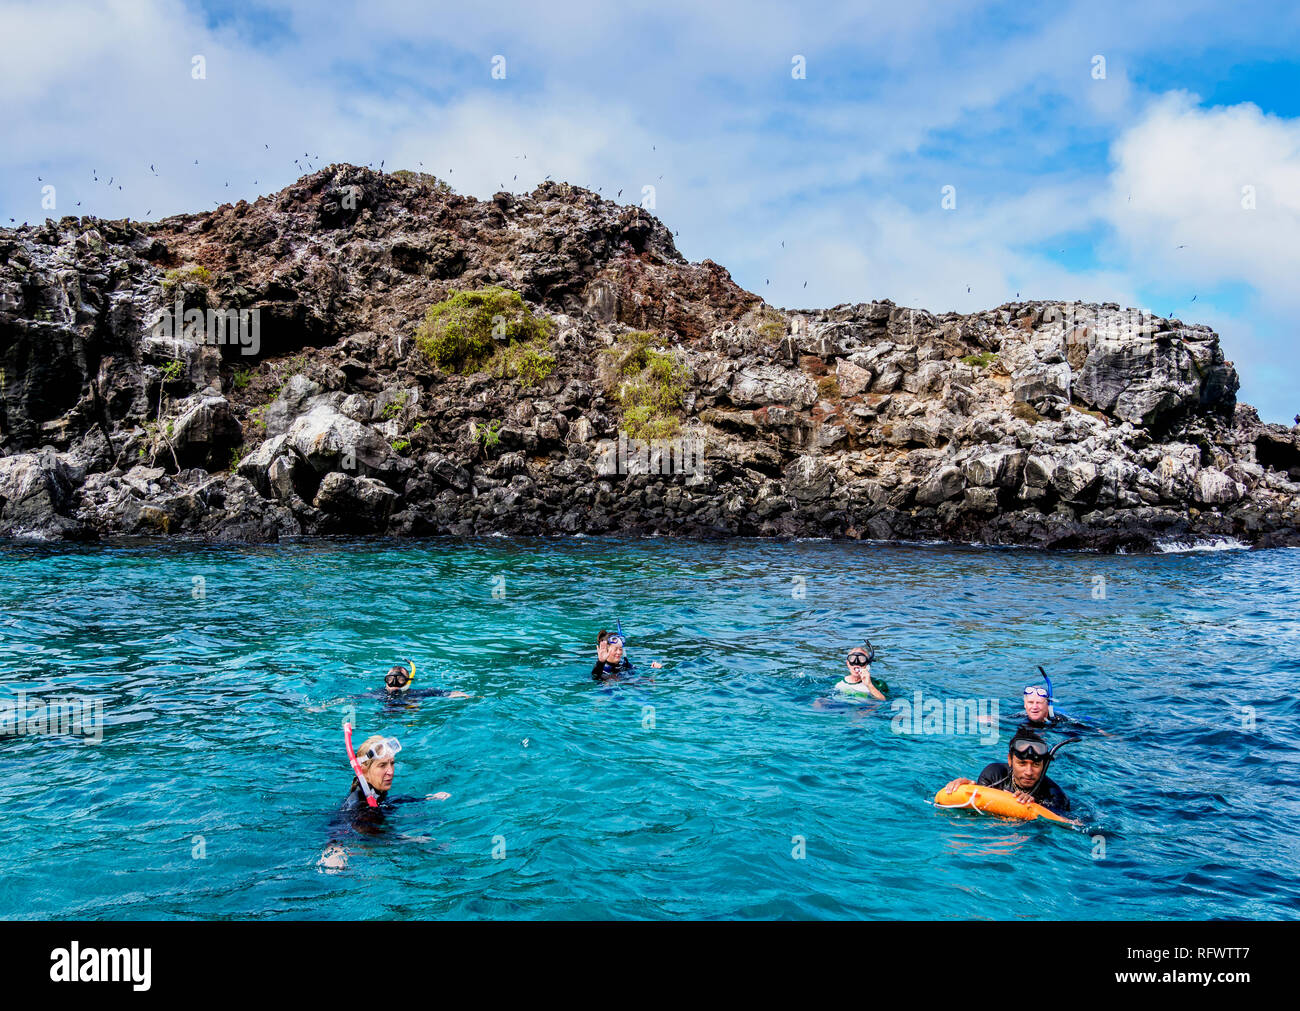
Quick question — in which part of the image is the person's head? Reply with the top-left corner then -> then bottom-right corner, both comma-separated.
355,734 -> 400,792
1006,730 -> 1050,790
384,665 -> 413,693
1023,684 -> 1051,722
846,643 -> 873,679
604,632 -> 624,663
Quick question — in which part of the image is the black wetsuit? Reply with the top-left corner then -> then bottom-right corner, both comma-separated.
1019,713 -> 1092,734
336,785 -> 393,834
976,762 -> 1071,815
335,786 -> 429,834
592,657 -> 634,682
379,688 -> 453,707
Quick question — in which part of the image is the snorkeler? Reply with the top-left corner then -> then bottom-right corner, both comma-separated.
338,727 -> 452,820
834,641 -> 888,700
1019,667 -> 1101,734
591,625 -> 662,682
318,726 -> 453,869
940,728 -> 1074,816
382,660 -> 470,699
307,658 -> 470,714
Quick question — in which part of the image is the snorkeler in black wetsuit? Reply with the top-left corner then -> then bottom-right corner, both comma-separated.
319,733 -> 453,867
380,662 -> 470,701
592,629 -> 634,681
961,729 -> 1073,815
1019,675 -> 1099,735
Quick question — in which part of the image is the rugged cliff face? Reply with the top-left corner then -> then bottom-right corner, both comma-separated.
2,164 -> 1298,549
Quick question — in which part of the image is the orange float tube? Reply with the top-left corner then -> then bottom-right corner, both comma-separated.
934,782 -> 1073,824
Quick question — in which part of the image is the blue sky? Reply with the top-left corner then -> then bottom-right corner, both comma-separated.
3,0 -> 1298,422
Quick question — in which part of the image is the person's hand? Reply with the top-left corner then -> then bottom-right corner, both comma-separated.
651,661 -> 662,668
943,778 -> 972,794
1013,790 -> 1034,805
448,691 -> 471,699
426,792 -> 451,801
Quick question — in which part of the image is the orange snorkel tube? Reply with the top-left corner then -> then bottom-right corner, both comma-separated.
343,722 -> 379,808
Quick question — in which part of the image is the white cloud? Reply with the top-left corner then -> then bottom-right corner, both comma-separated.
1103,92 -> 1300,310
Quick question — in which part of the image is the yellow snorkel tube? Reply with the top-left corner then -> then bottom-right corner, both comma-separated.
405,658 -> 416,687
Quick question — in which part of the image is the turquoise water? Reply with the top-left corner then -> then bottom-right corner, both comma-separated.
2,537 -> 1298,920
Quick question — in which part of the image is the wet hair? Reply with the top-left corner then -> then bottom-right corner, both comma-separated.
597,630 -> 609,645
386,665 -> 410,679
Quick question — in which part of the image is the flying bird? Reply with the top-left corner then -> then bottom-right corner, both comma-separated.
1190,295 -> 1197,303
803,281 -> 807,288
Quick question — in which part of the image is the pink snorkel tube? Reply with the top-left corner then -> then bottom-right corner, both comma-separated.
343,722 -> 379,808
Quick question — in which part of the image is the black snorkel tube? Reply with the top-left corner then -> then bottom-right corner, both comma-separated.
1048,735 -> 1080,763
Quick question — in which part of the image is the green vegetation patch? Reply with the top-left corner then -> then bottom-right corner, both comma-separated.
414,286 -> 554,373
602,330 -> 691,440
494,337 -> 556,387
741,305 -> 787,345
161,264 -> 214,296
960,351 -> 998,369
472,419 -> 503,453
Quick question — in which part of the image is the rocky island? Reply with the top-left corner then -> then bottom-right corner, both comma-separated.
2,164 -> 1298,550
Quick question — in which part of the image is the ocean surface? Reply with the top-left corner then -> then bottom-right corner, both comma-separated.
2,536 -> 1298,920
